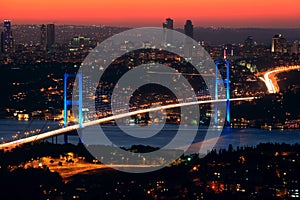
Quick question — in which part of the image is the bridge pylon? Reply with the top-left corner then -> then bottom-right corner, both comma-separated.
214,60 -> 230,126
63,73 -> 83,144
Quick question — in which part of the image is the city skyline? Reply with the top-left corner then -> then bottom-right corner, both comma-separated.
1,0 -> 300,28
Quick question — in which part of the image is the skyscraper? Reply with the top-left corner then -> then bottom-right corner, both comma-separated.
3,20 -> 11,46
2,20 -> 14,53
163,18 -> 173,30
244,36 -> 255,49
271,34 -> 287,54
184,20 -> 193,39
40,24 -> 46,50
163,18 -> 173,46
291,40 -> 299,55
183,20 -> 194,58
244,36 -> 255,56
46,24 -> 55,49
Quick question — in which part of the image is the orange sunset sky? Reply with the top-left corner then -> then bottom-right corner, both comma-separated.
1,0 -> 300,27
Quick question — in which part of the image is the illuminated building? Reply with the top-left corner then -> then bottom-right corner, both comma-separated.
70,36 -> 91,48
290,40 -> 299,55
271,34 -> 287,54
223,44 -> 234,59
46,24 -> 55,49
2,20 -> 14,53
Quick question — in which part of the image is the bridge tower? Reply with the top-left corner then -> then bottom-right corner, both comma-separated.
214,60 -> 230,125
64,73 -> 83,144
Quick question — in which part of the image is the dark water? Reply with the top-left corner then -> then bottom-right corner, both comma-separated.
1,119 -> 300,151
0,119 -> 60,142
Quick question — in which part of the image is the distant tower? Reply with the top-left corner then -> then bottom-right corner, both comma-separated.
163,18 -> 174,46
291,40 -> 299,55
2,20 -> 14,53
46,24 -> 55,49
244,36 -> 255,49
40,24 -> 47,50
163,18 -> 173,30
184,20 -> 193,39
244,36 -> 255,56
271,34 -> 287,54
183,20 -> 194,58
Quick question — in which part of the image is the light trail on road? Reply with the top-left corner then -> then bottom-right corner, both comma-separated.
147,71 -> 214,77
0,97 -> 255,149
259,65 -> 300,93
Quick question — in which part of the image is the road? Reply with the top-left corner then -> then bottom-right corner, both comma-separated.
258,65 -> 300,94
26,157 -> 160,179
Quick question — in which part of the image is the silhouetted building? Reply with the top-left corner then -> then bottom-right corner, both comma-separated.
46,24 -> 55,49
183,20 -> 194,58
2,20 -> 14,53
184,20 -> 193,39
40,24 -> 46,50
244,36 -> 255,49
163,18 -> 173,30
243,36 -> 256,56
271,34 -> 287,54
163,18 -> 174,46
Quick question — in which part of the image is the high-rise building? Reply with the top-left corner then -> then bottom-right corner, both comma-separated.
40,24 -> 46,50
2,20 -> 14,53
3,20 -> 11,47
163,18 -> 173,30
271,34 -> 287,54
46,24 -> 55,49
291,40 -> 299,55
163,18 -> 174,46
244,36 -> 255,49
244,36 -> 256,56
184,20 -> 193,39
183,20 -> 194,58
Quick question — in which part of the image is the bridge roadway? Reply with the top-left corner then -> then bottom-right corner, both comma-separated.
0,97 -> 255,150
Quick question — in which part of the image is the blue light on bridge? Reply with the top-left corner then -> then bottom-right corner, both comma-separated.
215,60 -> 230,125
64,73 -> 83,143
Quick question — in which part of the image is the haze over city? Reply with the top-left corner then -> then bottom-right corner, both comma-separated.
1,0 -> 300,28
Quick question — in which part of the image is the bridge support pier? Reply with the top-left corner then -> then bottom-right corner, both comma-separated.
51,136 -> 58,144
78,128 -> 83,144
215,60 -> 230,126
64,134 -> 68,144
63,73 -> 83,144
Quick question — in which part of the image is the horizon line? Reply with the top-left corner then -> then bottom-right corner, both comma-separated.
4,23 -> 300,30
1,18 -> 300,29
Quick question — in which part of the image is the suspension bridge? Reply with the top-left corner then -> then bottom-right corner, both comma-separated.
0,60 -> 257,150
